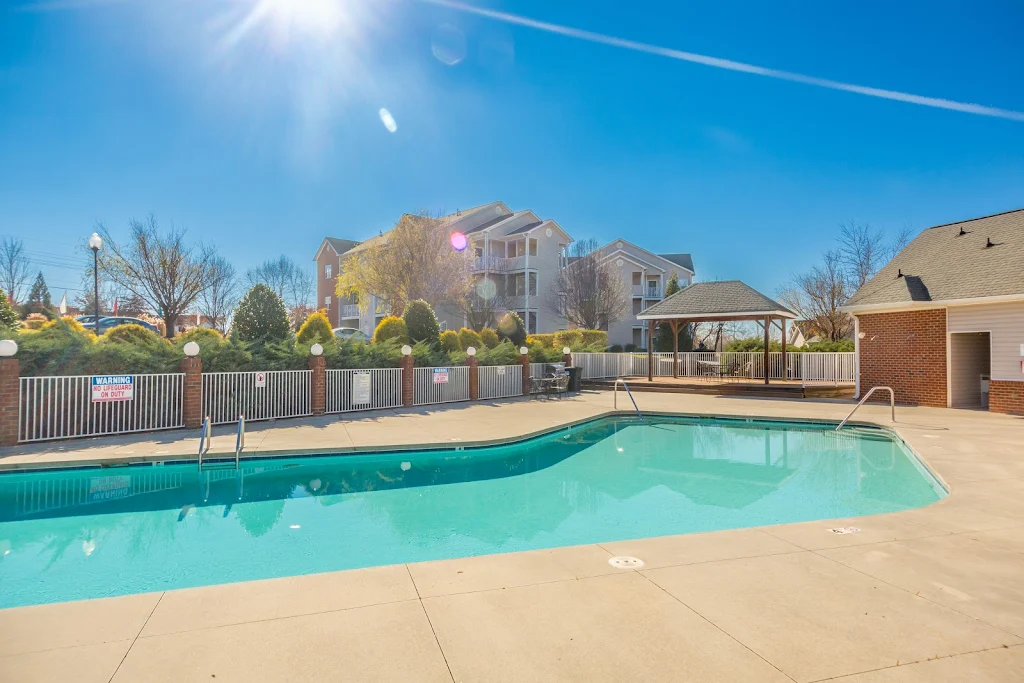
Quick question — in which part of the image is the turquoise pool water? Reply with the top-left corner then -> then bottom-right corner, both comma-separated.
0,415 -> 944,608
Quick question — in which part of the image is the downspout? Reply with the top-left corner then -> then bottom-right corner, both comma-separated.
523,237 -> 530,333
853,315 -> 861,399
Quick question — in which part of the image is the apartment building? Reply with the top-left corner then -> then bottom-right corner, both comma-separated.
313,203 -> 694,346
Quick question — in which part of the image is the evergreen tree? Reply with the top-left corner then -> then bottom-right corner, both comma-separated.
0,290 -> 19,328
232,284 -> 291,343
22,272 -> 53,317
655,273 -> 689,352
403,299 -> 440,344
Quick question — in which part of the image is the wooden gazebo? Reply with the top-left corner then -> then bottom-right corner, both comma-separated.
636,280 -> 798,385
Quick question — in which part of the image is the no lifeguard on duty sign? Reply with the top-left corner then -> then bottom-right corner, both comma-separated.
91,375 -> 134,403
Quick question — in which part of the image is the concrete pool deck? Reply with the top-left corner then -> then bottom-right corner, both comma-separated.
1,391 -> 1022,682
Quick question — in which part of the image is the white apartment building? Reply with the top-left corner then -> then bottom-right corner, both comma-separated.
313,202 -> 694,346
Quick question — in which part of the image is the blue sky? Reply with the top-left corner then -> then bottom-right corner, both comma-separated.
1,0 -> 1022,303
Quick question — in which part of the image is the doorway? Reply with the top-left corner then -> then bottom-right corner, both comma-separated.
949,332 -> 991,409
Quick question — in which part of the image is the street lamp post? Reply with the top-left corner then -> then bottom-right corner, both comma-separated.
88,232 -> 103,335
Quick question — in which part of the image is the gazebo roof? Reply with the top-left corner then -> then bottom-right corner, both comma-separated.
637,280 -> 797,321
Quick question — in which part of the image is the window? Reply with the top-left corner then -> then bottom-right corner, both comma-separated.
528,312 -> 537,334
324,296 -> 331,309
632,272 -> 642,285
528,238 -> 537,256
325,264 -> 332,279
528,272 -> 537,296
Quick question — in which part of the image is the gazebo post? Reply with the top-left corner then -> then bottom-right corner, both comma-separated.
670,320 -> 681,378
763,315 -> 771,385
781,318 -> 787,381
647,319 -> 655,382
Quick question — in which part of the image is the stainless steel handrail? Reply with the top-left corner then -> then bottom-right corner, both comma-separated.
836,386 -> 895,431
234,414 -> 245,468
613,378 -> 644,421
197,416 -> 211,469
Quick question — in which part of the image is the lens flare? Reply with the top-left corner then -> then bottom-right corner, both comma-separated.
450,231 -> 468,251
378,108 -> 398,133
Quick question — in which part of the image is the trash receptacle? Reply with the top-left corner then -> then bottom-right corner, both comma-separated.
567,367 -> 582,393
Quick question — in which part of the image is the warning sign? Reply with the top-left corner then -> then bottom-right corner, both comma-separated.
432,368 -> 449,384
255,372 -> 267,389
91,375 -> 134,403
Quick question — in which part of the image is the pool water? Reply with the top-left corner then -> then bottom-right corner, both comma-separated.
0,415 -> 944,608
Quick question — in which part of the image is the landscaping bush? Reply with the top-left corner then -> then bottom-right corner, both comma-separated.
327,338 -> 403,369
0,291 -> 18,329
22,313 -> 48,330
373,316 -> 407,344
411,339 -> 447,367
579,329 -> 607,347
234,284 -> 291,344
527,343 -> 563,363
553,329 -> 583,350
457,327 -> 483,352
439,329 -> 460,353
403,300 -> 440,344
479,340 -> 521,366
803,339 -> 854,352
296,311 -> 333,345
496,311 -> 527,347
607,344 -> 623,352
624,343 -> 638,352
526,333 -> 554,348
102,323 -> 165,347
479,327 -> 499,349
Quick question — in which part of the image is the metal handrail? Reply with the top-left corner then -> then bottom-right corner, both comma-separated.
613,378 -> 644,421
197,416 -> 211,469
234,414 -> 245,467
836,386 -> 895,431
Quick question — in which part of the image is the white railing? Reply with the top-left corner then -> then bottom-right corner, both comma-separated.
414,366 -> 470,405
478,365 -> 522,399
202,371 -> 311,425
472,255 -> 526,272
340,304 -> 360,320
529,363 -> 546,379
326,368 -> 403,413
574,352 -> 855,384
18,373 -> 184,443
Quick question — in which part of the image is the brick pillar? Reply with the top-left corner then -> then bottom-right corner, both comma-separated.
468,356 -> 479,400
180,356 -> 203,429
0,358 -> 20,447
521,352 -> 530,396
401,354 -> 414,407
563,351 -> 572,367
309,356 -> 326,416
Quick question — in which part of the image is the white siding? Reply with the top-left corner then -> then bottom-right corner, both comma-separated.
947,302 -> 1024,382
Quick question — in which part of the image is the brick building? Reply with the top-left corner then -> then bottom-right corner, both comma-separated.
843,208 -> 1024,415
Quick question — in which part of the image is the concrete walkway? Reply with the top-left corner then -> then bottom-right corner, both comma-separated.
1,391 -> 1022,681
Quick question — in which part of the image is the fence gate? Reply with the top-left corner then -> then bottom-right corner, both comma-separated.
202,371 -> 311,425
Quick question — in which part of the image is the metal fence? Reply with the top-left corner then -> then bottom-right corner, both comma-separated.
574,352 -> 855,385
414,366 -> 470,405
326,368 -> 403,413
478,365 -> 522,399
18,373 -> 184,443
202,371 -> 312,425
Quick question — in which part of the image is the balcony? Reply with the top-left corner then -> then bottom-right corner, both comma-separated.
473,255 -> 527,272
632,285 -> 662,299
340,304 -> 360,320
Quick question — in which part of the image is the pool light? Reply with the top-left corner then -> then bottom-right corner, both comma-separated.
310,343 -> 324,356
0,340 -> 17,357
562,346 -> 570,355
519,346 -> 528,355
401,344 -> 412,356
466,346 -> 476,356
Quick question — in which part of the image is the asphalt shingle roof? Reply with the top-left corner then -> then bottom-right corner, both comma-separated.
658,253 -> 695,273
505,221 -> 544,235
638,280 -> 796,319
845,208 -> 1024,309
324,238 -> 360,256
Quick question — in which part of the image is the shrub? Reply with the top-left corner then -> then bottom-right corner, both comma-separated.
102,324 -> 164,346
0,291 -> 17,328
234,284 -> 291,344
296,311 -> 333,345
403,300 -> 440,344
42,316 -> 86,333
527,343 -> 562,363
624,343 -> 638,352
526,333 -> 555,348
457,327 -> 483,352
479,327 -> 499,349
553,329 -> 583,350
439,329 -> 459,352
373,316 -> 407,344
608,344 -> 623,352
579,330 -> 607,347
174,326 -> 224,358
496,311 -> 527,347
410,339 -> 447,367
22,313 -> 48,330
477,339 -> 521,366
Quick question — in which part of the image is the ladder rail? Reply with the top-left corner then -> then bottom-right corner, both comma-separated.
836,386 -> 895,431
197,416 -> 211,469
613,378 -> 644,421
234,414 -> 245,468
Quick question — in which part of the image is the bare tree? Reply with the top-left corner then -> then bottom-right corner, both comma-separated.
337,212 -> 473,315
197,256 -> 238,333
0,237 -> 32,305
456,260 -> 522,330
837,221 -> 916,290
546,238 -> 629,330
97,216 -> 216,337
778,250 -> 853,342
246,255 -> 315,325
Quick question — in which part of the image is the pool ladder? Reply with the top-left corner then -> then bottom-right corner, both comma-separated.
197,415 -> 246,470
613,379 -> 644,421
836,387 -> 895,431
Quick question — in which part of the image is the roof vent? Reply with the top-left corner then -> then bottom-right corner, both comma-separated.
958,227 -> 967,236
897,269 -> 904,278
986,238 -> 994,248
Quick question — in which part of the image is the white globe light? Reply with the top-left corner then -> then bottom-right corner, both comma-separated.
562,347 -> 571,355
310,343 -> 324,356
466,346 -> 476,356
182,341 -> 200,357
88,232 -> 103,250
519,346 -> 528,355
0,339 -> 17,357
401,344 -> 413,356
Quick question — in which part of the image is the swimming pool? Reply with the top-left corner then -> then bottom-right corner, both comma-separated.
0,415 -> 944,608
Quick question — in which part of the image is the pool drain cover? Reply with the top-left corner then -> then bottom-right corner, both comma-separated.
608,556 -> 645,569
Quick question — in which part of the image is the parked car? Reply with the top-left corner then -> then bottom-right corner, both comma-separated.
333,327 -> 368,342
93,317 -> 160,334
75,315 -> 101,326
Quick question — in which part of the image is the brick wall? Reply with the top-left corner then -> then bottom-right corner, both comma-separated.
316,245 -> 339,328
990,380 -> 1024,416
857,309 -> 947,407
